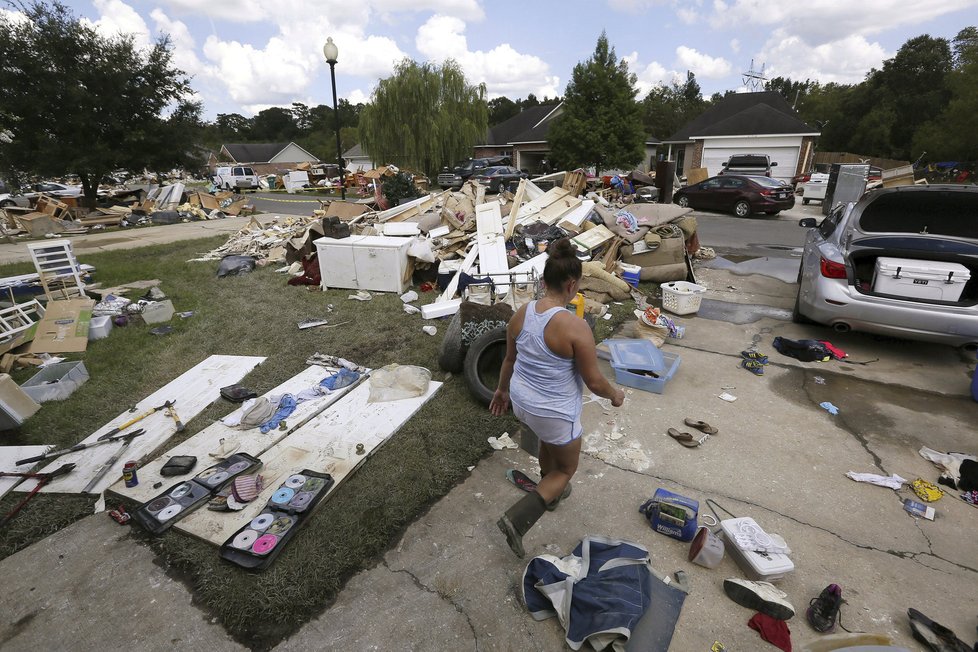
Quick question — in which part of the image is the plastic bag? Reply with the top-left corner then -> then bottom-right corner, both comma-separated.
367,364 -> 431,403
217,255 -> 257,278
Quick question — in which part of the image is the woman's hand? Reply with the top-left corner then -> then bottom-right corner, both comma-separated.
489,389 -> 510,416
611,388 -> 625,408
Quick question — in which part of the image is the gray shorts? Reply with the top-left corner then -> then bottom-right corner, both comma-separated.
512,401 -> 583,446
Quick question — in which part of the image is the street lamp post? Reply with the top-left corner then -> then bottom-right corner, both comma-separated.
323,37 -> 345,200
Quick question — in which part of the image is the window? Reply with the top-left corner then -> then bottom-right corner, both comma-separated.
232,167 -> 244,176
721,178 -> 745,189
818,205 -> 846,239
242,168 -> 255,176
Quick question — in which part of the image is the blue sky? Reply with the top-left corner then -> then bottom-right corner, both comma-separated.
38,0 -> 978,119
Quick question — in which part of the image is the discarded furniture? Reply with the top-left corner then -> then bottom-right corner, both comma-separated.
28,240 -> 87,301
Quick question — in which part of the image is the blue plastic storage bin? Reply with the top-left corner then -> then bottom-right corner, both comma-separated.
604,338 -> 680,394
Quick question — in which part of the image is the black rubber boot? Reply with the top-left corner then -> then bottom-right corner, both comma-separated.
497,491 -> 547,558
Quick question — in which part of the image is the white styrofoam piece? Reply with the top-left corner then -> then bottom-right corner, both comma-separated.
175,378 -> 443,545
428,225 -> 450,238
557,199 -> 595,227
0,445 -> 53,499
17,355 -> 266,495
106,364 -> 363,504
421,298 -> 462,320
383,222 -> 421,237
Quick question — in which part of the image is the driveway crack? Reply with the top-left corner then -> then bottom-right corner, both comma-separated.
382,561 -> 478,651
584,454 -> 977,576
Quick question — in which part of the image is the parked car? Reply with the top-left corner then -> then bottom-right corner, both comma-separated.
719,154 -> 777,177
437,156 -> 511,189
471,166 -> 527,193
794,185 -> 978,347
674,174 -> 795,217
24,181 -> 82,199
0,192 -> 30,208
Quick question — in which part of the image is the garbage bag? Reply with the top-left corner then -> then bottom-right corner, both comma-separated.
150,210 -> 182,225
217,255 -> 257,278
367,364 -> 431,403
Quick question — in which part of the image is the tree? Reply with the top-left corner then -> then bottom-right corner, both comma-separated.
549,32 -> 644,172
142,99 -> 206,178
0,2 -> 193,202
641,71 -> 706,140
216,113 -> 250,141
359,59 -> 488,177
249,106 -> 297,141
765,76 -> 816,109
913,26 -> 978,159
488,97 -> 520,125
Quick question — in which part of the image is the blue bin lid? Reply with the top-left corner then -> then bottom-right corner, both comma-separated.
604,338 -> 666,373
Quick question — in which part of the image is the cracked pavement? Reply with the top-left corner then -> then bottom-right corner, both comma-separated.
1,262 -> 975,651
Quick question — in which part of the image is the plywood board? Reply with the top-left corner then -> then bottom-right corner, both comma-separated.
571,224 -> 615,253
0,445 -> 53,499
17,355 -> 266,495
535,195 -> 582,226
556,199 -> 595,234
517,187 -> 571,225
174,379 -> 443,545
105,364 -> 363,504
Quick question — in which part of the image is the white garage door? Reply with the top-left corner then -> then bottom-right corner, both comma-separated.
702,146 -> 800,182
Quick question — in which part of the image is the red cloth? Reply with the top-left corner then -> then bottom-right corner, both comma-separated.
817,340 -> 847,359
748,612 -> 792,652
287,253 -> 322,286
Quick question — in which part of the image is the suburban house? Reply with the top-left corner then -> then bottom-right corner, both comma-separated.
214,142 -> 319,175
473,103 -> 661,174
661,91 -> 820,182
342,143 -> 381,173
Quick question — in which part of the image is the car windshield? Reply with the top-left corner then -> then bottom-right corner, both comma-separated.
729,156 -> 768,167
858,191 -> 978,238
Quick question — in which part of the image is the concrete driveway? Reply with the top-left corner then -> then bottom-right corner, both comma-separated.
1,234 -> 975,651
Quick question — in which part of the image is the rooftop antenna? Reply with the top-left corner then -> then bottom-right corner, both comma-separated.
742,59 -> 767,92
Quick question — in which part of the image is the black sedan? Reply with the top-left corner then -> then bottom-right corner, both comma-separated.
472,166 -> 528,193
674,174 -> 794,217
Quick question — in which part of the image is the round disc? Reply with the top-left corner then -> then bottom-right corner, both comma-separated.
266,516 -> 294,535
252,534 -> 278,555
250,513 -> 274,531
288,492 -> 313,510
271,487 -> 295,505
231,529 -> 259,550
169,483 -> 192,499
301,477 -> 325,493
196,468 -> 217,480
157,504 -> 183,521
207,471 -> 230,486
226,461 -> 250,475
146,497 -> 171,513
284,474 -> 307,489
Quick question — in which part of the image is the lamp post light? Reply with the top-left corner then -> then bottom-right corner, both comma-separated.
323,37 -> 345,200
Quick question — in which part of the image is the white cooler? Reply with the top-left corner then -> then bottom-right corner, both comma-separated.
719,517 -> 795,582
316,235 -> 412,293
872,257 -> 970,302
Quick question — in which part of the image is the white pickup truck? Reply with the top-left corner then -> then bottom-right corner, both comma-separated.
213,166 -> 260,191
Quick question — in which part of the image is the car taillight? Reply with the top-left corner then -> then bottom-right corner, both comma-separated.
760,189 -> 774,196
819,257 -> 846,279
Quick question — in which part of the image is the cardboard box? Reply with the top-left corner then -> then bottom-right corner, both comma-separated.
27,298 -> 94,354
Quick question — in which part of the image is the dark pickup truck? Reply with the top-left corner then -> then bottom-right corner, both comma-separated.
438,156 -> 511,189
719,154 -> 777,177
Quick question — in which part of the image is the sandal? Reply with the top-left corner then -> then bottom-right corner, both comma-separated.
668,428 -> 708,448
505,469 -> 538,493
683,418 -> 718,435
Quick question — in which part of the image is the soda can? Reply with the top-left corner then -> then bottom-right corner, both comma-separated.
123,461 -> 139,488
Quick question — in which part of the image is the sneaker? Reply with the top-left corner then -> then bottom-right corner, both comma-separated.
807,584 -> 843,632
723,578 -> 795,620
741,350 -> 769,364
740,359 -> 765,376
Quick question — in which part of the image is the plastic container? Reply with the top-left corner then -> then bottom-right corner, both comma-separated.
689,526 -> 725,568
872,257 -> 970,302
660,281 -> 707,315
141,300 -> 175,324
620,263 -> 641,288
21,361 -> 89,403
88,315 -> 113,340
719,518 -> 794,582
604,338 -> 680,394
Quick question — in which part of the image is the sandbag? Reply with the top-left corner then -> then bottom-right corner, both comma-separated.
672,215 -> 697,240
368,364 -> 431,403
622,236 -> 685,268
638,263 -> 687,282
580,261 -> 631,300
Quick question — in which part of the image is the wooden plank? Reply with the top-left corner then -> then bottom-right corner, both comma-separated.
570,224 -> 615,254
105,364 -> 363,504
17,355 -> 266,495
557,199 -> 595,234
504,178 -> 526,240
535,195 -> 582,226
516,187 -> 570,225
0,446 -> 53,499
174,379 -> 443,545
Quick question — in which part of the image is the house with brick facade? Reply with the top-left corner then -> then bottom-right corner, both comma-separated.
661,91 -> 819,183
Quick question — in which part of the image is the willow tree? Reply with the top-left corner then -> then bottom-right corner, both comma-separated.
359,59 -> 488,177
549,32 -> 645,173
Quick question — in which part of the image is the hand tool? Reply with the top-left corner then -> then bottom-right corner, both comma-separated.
15,429 -> 147,466
0,463 -> 76,527
164,403 -> 184,432
81,429 -> 145,494
96,400 -> 175,441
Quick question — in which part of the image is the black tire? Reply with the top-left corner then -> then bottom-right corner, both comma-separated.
676,195 -> 690,208
437,312 -> 465,373
0,200 -> 12,208
734,200 -> 752,218
463,325 -> 508,406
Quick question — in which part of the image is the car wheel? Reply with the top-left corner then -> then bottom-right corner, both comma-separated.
463,326 -> 507,406
676,195 -> 690,208
0,200 -> 12,208
734,200 -> 752,218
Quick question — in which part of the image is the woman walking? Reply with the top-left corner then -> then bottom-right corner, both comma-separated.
490,238 -> 625,557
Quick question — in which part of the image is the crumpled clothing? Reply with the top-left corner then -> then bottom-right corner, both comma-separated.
259,394 -> 297,433
816,340 -> 847,359
615,209 -> 638,233
846,471 -> 907,490
961,490 -> 978,505
320,367 -> 360,391
918,447 -> 978,490
820,401 -> 839,415
748,612 -> 792,652
773,336 -> 832,362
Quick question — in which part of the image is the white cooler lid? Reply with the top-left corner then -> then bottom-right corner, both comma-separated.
875,257 -> 970,281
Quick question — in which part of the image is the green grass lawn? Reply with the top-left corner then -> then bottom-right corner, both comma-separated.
0,236 -> 633,649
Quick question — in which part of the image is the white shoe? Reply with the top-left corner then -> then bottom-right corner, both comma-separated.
723,578 -> 795,620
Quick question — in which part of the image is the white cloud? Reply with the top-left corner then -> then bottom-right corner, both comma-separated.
606,0 -> 673,12
757,30 -> 890,84
624,51 -> 680,96
81,0 -> 151,48
347,89 -> 371,104
415,15 -> 560,99
676,8 -> 698,23
730,38 -> 740,53
675,46 -> 732,78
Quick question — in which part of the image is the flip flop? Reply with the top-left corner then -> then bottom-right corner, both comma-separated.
684,418 -> 718,435
505,469 -> 538,493
668,428 -> 707,448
